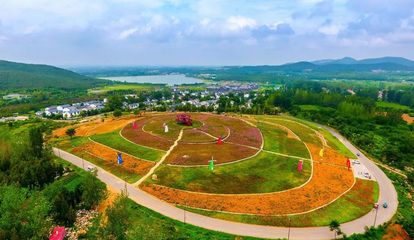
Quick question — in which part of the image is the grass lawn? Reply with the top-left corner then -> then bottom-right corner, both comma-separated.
257,122 -> 310,159
178,178 -> 379,227
89,130 -> 164,161
376,101 -> 412,111
146,151 -> 311,194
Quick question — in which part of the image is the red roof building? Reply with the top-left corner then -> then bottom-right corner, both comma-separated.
49,227 -> 66,240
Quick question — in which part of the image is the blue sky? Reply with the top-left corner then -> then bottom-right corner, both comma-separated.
0,0 -> 413,66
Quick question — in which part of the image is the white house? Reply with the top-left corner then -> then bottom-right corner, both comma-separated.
129,103 -> 139,109
63,107 -> 79,118
57,104 -> 71,111
45,106 -> 59,116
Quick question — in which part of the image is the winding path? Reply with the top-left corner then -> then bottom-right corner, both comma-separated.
53,122 -> 397,240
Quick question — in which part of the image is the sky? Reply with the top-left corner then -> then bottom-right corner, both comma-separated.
0,0 -> 413,66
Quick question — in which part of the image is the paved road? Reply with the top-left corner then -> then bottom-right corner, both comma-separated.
53,125 -> 397,239
314,125 -> 398,235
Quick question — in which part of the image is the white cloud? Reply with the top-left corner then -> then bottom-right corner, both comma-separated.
226,16 -> 256,31
118,27 -> 138,40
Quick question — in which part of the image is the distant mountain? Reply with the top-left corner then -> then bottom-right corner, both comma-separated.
326,57 -> 358,65
312,56 -> 414,67
0,60 -> 108,91
278,61 -> 413,72
358,57 -> 414,67
310,59 -> 335,65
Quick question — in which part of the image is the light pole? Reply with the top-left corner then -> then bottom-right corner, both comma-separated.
288,216 -> 292,240
184,199 -> 187,224
373,208 -> 378,227
81,153 -> 84,170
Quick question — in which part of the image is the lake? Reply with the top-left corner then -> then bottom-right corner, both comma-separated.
102,75 -> 203,86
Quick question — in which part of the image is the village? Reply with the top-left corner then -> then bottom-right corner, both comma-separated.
33,82 -> 262,119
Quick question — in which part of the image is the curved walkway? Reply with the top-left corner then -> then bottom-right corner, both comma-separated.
53,122 -> 397,240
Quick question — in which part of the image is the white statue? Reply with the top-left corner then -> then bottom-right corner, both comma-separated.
164,124 -> 169,133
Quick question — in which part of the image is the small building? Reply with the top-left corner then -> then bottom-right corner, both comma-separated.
57,104 -> 71,111
129,103 -> 139,109
63,107 -> 79,118
49,227 -> 66,240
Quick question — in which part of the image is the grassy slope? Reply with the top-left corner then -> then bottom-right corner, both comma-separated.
89,131 -> 164,161
146,152 -> 311,194
253,116 -> 322,147
127,199 -> 265,240
281,116 -> 357,159
179,178 -> 379,227
257,122 -> 310,159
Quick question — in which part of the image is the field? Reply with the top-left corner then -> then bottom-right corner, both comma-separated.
88,83 -> 161,93
52,112 -> 379,227
141,143 -> 354,215
146,152 -> 312,194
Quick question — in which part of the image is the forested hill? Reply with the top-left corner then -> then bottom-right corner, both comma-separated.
0,60 -> 108,90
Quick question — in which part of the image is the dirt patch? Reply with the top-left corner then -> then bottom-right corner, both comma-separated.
383,224 -> 411,240
98,185 -> 119,213
403,114 -> 414,124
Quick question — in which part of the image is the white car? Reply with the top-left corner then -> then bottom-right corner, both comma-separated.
87,166 -> 96,172
363,172 -> 370,178
354,160 -> 361,164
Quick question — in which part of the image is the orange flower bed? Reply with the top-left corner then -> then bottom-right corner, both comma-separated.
141,143 -> 354,215
53,119 -> 102,137
53,115 -> 139,137
316,146 -> 350,166
87,116 -> 138,136
164,142 -> 259,165
73,141 -> 155,176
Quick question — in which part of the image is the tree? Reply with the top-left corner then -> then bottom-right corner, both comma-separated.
113,109 -> 122,118
133,109 -> 141,116
79,111 -> 87,118
29,127 -> 43,158
51,188 -> 76,225
81,172 -> 107,209
105,190 -> 130,240
329,220 -> 342,239
107,95 -> 123,111
65,128 -> 76,139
